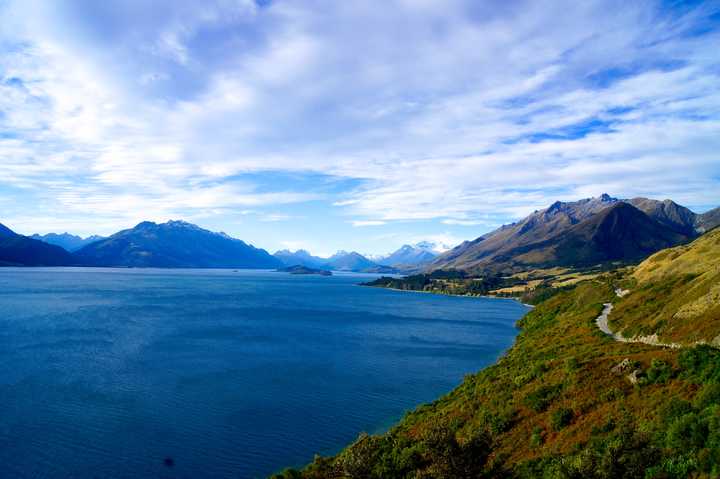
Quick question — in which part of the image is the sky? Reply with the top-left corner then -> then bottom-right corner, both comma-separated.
0,0 -> 719,257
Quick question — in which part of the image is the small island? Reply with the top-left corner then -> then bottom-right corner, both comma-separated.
277,265 -> 332,276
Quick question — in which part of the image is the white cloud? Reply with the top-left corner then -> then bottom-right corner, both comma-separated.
0,0 -> 718,237
351,220 -> 387,227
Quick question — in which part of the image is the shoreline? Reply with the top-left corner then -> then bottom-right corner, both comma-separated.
362,283 -> 535,308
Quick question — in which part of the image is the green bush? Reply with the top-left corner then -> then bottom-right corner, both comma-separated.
644,359 -> 673,384
660,398 -> 693,423
666,413 -> 709,451
679,345 -> 720,384
524,384 -> 562,412
645,454 -> 699,479
550,408 -> 574,431
564,356 -> 580,373
694,383 -> 720,409
530,426 -> 544,448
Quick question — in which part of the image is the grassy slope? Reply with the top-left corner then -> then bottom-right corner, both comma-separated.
610,228 -> 720,344
274,232 -> 720,479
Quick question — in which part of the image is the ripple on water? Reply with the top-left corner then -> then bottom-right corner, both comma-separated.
0,268 -> 529,478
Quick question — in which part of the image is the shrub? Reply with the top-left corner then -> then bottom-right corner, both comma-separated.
524,384 -> 562,412
600,387 -> 624,402
679,345 -> 720,384
666,413 -> 709,451
661,398 -> 693,422
564,357 -> 579,373
645,454 -> 699,479
270,469 -> 303,479
694,384 -> 720,409
644,359 -> 673,384
530,426 -> 544,448
551,407 -> 574,431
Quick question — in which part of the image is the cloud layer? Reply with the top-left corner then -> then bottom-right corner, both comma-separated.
0,0 -> 718,250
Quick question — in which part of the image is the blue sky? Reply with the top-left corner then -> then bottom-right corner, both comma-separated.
0,0 -> 719,256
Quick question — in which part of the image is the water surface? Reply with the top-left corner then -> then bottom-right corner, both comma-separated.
0,268 -> 529,478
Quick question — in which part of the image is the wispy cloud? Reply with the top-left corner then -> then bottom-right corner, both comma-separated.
0,0 -> 718,247
351,220 -> 386,227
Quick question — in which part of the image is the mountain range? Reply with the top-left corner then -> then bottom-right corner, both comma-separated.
2,194 -> 718,271
74,220 -> 281,268
273,249 -> 327,269
0,223 -> 76,266
430,194 -> 720,274
30,232 -> 105,252
273,249 -> 398,273
372,241 -> 452,268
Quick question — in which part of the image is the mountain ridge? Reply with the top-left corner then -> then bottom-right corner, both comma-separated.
274,249 -> 399,273
76,220 -> 281,268
31,232 -> 105,252
0,223 -> 76,266
430,194 -> 717,274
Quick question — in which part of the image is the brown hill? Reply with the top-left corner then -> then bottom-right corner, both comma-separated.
430,195 -> 715,274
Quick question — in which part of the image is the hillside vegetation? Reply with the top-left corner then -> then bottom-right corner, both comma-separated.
609,228 -> 720,345
274,230 -> 720,478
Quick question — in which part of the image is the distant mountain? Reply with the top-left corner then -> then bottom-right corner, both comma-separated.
378,244 -> 439,267
323,251 -> 397,273
430,194 -> 713,274
696,206 -> 720,233
75,220 -> 281,268
274,249 -> 326,268
0,223 -> 75,266
415,240 -> 454,253
324,251 -> 378,271
31,232 -> 105,252
275,248 -> 397,273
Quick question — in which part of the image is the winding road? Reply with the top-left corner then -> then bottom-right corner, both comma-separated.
595,289 -> 681,349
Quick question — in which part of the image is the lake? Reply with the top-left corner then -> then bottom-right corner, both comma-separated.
0,268 -> 529,478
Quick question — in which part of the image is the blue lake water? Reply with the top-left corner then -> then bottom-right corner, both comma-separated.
0,268 -> 529,478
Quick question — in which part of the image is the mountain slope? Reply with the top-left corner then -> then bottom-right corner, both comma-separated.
507,203 -> 689,269
378,244 -> 438,266
0,223 -> 75,266
431,195 -> 708,274
274,249 -> 327,268
627,197 -> 697,236
278,231 -> 720,479
323,251 -> 382,272
76,220 -> 281,268
696,207 -> 720,233
31,232 -> 105,252
609,227 -> 720,344
430,194 -> 621,272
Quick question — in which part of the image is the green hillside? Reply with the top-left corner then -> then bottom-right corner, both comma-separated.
274,231 -> 720,478
610,228 -> 720,345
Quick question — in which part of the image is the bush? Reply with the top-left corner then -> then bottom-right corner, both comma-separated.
600,387 -> 624,402
645,454 -> 699,479
551,408 -> 574,431
524,384 -> 562,412
679,345 -> 720,384
694,384 -> 720,409
644,359 -> 673,384
666,413 -> 709,451
661,398 -> 693,423
564,357 -> 580,373
530,426 -> 544,448
270,468 -> 303,479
